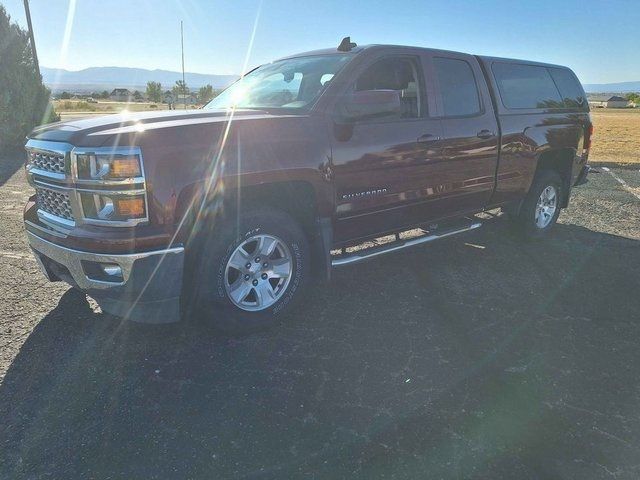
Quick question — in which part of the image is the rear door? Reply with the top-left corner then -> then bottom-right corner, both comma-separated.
430,53 -> 500,215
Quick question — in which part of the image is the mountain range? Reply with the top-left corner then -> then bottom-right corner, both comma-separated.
41,66 -> 639,95
41,66 -> 238,93
582,81 -> 640,93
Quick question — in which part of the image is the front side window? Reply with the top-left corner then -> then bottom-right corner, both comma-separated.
492,62 -> 563,110
205,54 -> 351,110
434,57 -> 481,117
354,57 -> 422,118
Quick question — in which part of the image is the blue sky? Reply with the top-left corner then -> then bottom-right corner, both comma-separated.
3,0 -> 638,83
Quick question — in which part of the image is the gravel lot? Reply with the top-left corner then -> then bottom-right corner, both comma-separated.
1,151 -> 639,479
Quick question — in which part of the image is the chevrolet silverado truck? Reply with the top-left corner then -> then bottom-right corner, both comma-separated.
23,39 -> 592,332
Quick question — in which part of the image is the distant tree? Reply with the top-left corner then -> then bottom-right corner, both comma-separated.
198,84 -> 212,103
133,90 -> 143,101
172,80 -> 190,108
100,90 -> 109,99
145,81 -> 163,103
198,84 -> 214,103
0,5 -> 59,149
625,92 -> 640,104
60,91 -> 71,100
172,80 -> 189,97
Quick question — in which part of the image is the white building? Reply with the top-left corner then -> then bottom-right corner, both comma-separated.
588,95 -> 629,108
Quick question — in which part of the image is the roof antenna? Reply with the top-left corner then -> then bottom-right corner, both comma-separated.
338,36 -> 357,52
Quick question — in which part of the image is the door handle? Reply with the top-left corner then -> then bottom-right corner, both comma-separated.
476,130 -> 495,139
417,133 -> 441,143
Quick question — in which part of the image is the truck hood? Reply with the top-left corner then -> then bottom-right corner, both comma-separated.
28,109 -> 304,145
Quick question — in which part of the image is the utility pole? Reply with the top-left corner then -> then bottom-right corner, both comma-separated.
23,0 -> 40,76
181,20 -> 186,110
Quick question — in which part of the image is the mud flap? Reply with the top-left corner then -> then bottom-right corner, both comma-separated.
313,217 -> 333,282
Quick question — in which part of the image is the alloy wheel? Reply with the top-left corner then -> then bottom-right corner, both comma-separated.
224,234 -> 293,311
535,185 -> 558,229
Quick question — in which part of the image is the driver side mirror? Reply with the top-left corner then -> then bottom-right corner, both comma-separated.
340,90 -> 402,121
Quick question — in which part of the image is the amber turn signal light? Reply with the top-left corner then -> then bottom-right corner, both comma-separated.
115,197 -> 145,217
110,157 -> 141,178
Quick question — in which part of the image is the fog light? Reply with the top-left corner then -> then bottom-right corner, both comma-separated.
101,264 -> 122,277
82,260 -> 124,282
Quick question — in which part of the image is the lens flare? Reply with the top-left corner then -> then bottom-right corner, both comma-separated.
230,85 -> 249,104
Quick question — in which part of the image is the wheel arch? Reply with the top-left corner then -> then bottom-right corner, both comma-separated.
225,180 -> 333,282
228,180 -> 319,234
179,178 -> 333,282
533,147 -> 575,208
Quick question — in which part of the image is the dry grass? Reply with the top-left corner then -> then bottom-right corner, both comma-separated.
53,99 -> 169,113
53,99 -> 202,122
590,108 -> 640,165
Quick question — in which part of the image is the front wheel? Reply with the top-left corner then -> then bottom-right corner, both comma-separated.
185,207 -> 310,334
512,170 -> 563,239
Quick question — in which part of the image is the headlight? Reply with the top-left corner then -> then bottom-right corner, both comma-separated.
75,152 -> 142,181
72,146 -> 148,226
80,193 -> 146,222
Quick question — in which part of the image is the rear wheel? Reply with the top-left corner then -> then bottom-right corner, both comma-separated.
185,207 -> 310,334
512,170 -> 563,239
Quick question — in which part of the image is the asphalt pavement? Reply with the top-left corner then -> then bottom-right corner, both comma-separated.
1,153 -> 639,479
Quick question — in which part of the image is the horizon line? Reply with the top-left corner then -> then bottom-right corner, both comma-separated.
41,65 -> 240,77
39,65 -> 639,86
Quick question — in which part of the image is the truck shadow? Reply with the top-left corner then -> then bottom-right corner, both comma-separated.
2,220 -> 639,479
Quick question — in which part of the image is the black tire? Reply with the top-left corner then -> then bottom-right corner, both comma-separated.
512,170 -> 563,239
184,207 -> 310,334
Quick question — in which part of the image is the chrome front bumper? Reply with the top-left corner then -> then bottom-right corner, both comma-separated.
27,231 -> 185,323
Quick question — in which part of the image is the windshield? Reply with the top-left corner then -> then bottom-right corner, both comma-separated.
204,54 -> 351,110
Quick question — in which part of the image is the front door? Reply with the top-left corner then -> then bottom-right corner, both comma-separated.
331,54 -> 443,244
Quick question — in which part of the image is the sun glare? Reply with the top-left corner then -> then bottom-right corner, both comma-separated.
230,85 -> 249,104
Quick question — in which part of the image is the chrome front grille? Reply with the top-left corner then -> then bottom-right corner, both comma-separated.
28,150 -> 66,175
35,187 -> 74,221
25,140 -> 74,229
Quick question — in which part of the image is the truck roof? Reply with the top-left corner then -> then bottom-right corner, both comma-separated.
278,44 -> 571,72
477,54 -> 570,71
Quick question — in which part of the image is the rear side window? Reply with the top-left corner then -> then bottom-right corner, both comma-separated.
434,57 -> 481,117
549,68 -> 587,110
492,63 -> 563,109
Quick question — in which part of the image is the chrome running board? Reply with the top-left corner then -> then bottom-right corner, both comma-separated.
331,222 -> 482,267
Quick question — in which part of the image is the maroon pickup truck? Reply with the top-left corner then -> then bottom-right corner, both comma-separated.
24,39 -> 592,332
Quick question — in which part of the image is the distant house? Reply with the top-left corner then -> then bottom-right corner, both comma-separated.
588,95 -> 629,108
109,88 -> 133,102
